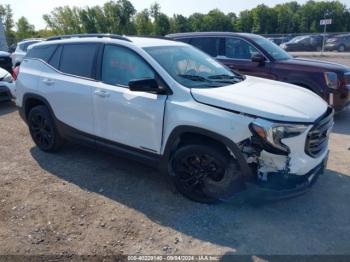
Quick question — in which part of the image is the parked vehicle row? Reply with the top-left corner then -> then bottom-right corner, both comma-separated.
11,39 -> 43,67
271,33 -> 350,52
14,34 -> 334,203
0,67 -> 15,101
167,32 -> 350,111
280,35 -> 325,52
325,34 -> 350,52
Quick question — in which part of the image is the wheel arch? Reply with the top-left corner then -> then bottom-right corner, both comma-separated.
21,93 -> 55,122
160,125 -> 253,178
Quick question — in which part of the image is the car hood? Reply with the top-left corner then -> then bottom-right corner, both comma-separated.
190,76 -> 328,123
278,58 -> 349,72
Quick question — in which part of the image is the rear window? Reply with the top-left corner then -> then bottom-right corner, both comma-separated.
59,43 -> 98,79
26,45 -> 57,62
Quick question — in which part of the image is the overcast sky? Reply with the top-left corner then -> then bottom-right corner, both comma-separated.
3,0 -> 350,30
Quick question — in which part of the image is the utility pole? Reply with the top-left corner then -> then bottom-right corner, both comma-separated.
321,11 -> 331,55
0,17 -> 9,52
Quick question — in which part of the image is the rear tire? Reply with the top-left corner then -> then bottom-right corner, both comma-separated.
28,105 -> 63,153
169,144 -> 243,204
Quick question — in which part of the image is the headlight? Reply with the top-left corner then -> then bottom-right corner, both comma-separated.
324,72 -> 338,90
0,73 -> 13,83
249,119 -> 308,154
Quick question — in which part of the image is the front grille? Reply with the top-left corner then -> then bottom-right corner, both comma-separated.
305,107 -> 334,158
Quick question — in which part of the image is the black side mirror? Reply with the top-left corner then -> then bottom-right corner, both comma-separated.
251,53 -> 266,64
128,78 -> 162,94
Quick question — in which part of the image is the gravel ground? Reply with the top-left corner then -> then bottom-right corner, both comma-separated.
0,56 -> 349,258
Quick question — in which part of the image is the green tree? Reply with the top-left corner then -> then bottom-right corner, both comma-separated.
251,4 -> 277,34
154,13 -> 170,35
170,14 -> 189,33
236,10 -> 253,32
16,17 -> 35,41
188,13 -> 206,31
43,6 -> 82,34
135,9 -> 153,35
203,9 -> 233,31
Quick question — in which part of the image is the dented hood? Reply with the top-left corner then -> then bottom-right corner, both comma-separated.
191,76 -> 328,123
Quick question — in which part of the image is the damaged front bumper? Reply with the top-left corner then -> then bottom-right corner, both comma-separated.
244,153 -> 328,202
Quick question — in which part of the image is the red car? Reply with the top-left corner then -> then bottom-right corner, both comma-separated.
167,32 -> 350,111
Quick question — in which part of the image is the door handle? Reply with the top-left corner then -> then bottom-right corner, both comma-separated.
42,78 -> 55,86
94,90 -> 110,98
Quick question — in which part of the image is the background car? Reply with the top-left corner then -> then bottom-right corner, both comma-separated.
280,35 -> 324,51
167,32 -> 350,111
267,36 -> 293,46
325,34 -> 350,52
0,51 -> 13,73
0,67 -> 15,101
11,39 -> 43,66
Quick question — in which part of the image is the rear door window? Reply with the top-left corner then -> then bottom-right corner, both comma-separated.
59,43 -> 98,79
190,37 -> 222,57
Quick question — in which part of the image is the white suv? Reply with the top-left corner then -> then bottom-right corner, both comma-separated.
11,39 -> 43,66
15,34 -> 333,203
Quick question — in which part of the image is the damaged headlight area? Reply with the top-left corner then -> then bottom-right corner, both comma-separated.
249,119 -> 308,155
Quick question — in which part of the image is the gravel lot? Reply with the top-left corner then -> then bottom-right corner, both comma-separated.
0,55 -> 349,257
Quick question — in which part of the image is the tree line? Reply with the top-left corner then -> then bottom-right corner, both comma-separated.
1,0 -> 350,45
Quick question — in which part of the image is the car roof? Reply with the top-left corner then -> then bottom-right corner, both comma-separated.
166,32 -> 262,39
29,36 -> 186,49
18,39 -> 43,44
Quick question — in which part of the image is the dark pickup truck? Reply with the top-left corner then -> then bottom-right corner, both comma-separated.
167,32 -> 350,111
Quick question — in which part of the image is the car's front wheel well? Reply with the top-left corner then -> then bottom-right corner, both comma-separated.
24,98 -> 46,120
172,132 -> 231,158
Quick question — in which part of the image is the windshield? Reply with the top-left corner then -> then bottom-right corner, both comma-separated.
144,45 -> 244,88
253,37 -> 292,61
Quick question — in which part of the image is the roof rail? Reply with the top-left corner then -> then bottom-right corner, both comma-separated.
46,34 -> 131,42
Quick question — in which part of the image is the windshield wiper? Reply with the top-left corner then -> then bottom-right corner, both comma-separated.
177,74 -> 212,82
208,74 -> 245,81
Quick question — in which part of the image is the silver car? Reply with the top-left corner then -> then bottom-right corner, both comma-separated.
11,39 -> 43,66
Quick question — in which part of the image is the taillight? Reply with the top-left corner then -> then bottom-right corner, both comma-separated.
12,65 -> 20,80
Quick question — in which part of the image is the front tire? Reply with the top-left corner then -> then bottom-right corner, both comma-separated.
338,45 -> 345,52
170,144 -> 243,204
28,105 -> 63,152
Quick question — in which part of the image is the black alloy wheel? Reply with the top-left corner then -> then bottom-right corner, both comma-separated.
170,144 -> 243,203
28,105 -> 63,152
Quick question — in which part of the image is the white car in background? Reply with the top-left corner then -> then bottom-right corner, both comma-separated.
11,39 -> 43,66
15,34 -> 333,203
0,67 -> 15,101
